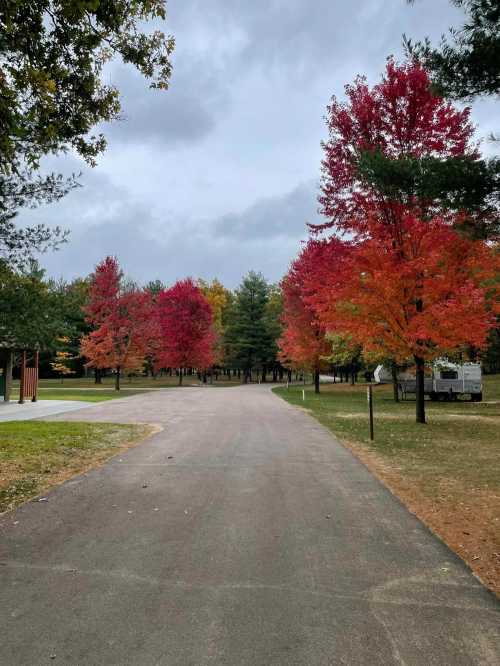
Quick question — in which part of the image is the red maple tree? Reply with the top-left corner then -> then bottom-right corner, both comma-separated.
81,256 -> 155,390
318,59 -> 477,235
156,279 -> 216,385
312,60 -> 499,422
279,240 -> 340,393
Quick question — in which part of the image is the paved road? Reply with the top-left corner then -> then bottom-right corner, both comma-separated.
1,386 -> 499,665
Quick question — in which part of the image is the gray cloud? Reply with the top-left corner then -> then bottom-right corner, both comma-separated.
102,58 -> 225,148
17,0 -> 488,290
38,180 -> 313,287
214,181 -> 319,240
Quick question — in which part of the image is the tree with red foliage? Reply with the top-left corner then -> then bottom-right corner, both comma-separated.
279,240 -> 339,393
81,256 -> 155,390
156,279 -> 216,385
318,58 -> 482,236
308,219 -> 499,422
315,59 -> 499,422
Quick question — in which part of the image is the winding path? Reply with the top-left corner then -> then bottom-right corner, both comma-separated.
1,385 -> 499,664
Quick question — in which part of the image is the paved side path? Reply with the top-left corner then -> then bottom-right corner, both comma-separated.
0,399 -> 93,422
1,386 -> 499,665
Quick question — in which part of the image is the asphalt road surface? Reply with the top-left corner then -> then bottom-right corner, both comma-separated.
1,385 -> 499,665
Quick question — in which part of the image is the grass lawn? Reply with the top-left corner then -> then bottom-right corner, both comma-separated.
8,373 -> 267,402
9,388 -> 152,402
274,374 -> 500,597
32,374 -> 245,390
7,372 -> 277,403
0,421 -> 156,513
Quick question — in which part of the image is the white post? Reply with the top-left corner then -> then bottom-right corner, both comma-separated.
302,389 -> 305,402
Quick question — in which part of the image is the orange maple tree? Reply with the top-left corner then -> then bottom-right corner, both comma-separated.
81,257 -> 155,390
310,219 -> 499,363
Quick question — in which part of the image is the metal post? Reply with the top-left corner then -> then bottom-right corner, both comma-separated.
19,350 -> 26,404
367,384 -> 374,441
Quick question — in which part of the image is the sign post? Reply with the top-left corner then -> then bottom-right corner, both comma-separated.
367,385 -> 374,441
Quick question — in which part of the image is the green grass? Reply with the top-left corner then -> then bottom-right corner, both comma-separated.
31,374 -> 244,390
7,373 -> 263,401
6,371 -> 275,402
274,374 -> 500,495
10,388 -> 150,402
0,421 -> 153,512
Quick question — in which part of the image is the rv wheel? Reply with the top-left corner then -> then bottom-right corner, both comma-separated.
471,392 -> 483,402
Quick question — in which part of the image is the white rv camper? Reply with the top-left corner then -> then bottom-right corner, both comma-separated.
374,361 -> 483,401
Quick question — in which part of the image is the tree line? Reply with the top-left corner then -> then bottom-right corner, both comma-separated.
37,258 -> 290,389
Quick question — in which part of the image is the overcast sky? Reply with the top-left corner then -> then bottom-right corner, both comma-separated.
22,0 -> 496,288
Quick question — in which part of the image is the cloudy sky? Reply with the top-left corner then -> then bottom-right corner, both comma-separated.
22,0 -> 496,288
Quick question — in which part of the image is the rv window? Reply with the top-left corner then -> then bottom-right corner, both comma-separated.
440,370 -> 458,380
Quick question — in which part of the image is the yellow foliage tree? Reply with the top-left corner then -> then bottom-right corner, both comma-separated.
198,279 -> 232,366
50,350 -> 76,383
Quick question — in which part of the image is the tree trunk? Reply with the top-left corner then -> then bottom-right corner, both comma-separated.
314,368 -> 320,394
115,366 -> 121,391
179,369 -> 183,386
415,355 -> 426,424
95,368 -> 102,384
261,365 -> 267,383
350,363 -> 355,385
391,361 -> 399,403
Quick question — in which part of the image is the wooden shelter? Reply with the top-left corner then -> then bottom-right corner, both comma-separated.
0,346 -> 39,403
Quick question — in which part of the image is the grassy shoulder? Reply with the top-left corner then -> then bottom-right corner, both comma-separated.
0,421 -> 157,513
274,375 -> 500,597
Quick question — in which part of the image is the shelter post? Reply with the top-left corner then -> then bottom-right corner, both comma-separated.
19,350 -> 26,404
